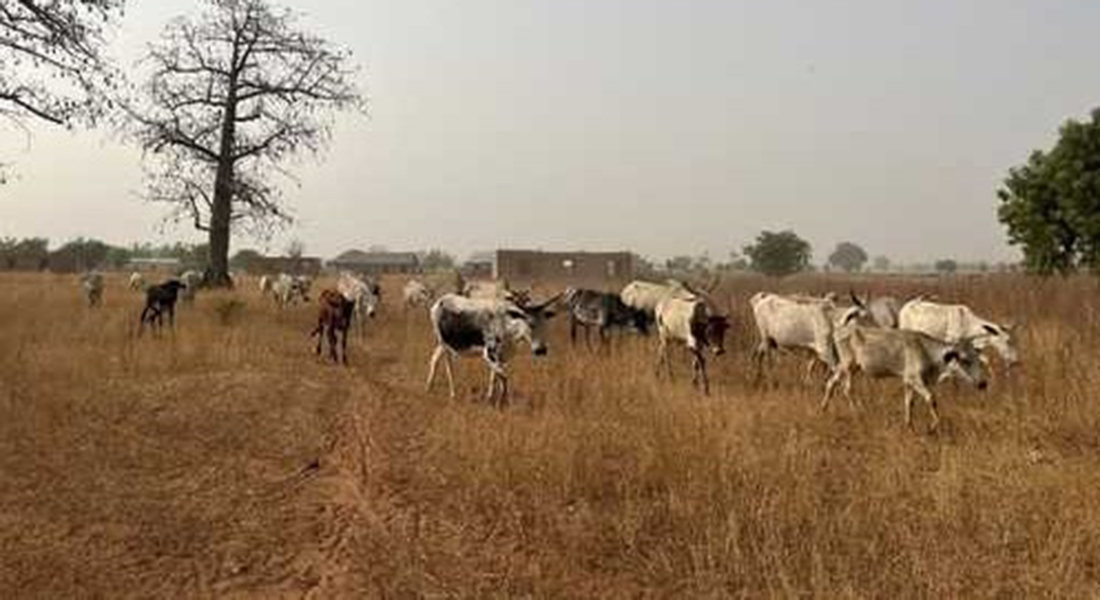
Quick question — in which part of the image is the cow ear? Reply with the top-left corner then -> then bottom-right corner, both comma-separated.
943,349 -> 960,364
982,324 -> 1000,336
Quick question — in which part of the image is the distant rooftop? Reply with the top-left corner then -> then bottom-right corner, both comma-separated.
331,249 -> 419,266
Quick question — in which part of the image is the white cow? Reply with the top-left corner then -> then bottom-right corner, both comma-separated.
179,270 -> 203,303
898,299 -> 1019,367
654,297 -> 730,394
620,279 -> 698,319
270,273 -> 309,307
337,272 -> 380,333
822,325 -> 990,430
750,292 -> 867,380
259,274 -> 274,297
127,272 -> 146,292
426,293 -> 559,405
403,279 -> 434,308
79,272 -> 105,307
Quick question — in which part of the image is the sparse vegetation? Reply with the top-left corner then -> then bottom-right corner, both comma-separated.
1,271 -> 1098,597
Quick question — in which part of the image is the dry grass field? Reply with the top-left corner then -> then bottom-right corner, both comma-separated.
1,271 -> 1099,598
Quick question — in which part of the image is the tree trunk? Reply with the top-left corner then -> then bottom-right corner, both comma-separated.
205,57 -> 240,289
207,186 -> 233,288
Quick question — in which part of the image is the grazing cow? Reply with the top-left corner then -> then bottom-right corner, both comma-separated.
822,325 -> 990,430
403,279 -> 434,309
655,297 -> 730,394
563,287 -> 649,347
750,292 -> 868,381
868,295 -> 902,328
259,275 -> 274,296
310,289 -> 356,364
620,279 -> 698,321
898,299 -> 1019,368
425,293 -> 560,405
294,274 -> 313,300
179,270 -> 203,303
127,272 -> 146,292
79,272 -> 105,307
270,273 -> 310,307
139,280 -> 187,334
337,272 -> 380,333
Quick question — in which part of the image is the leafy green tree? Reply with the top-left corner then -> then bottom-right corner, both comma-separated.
872,255 -> 891,272
827,241 -> 869,273
230,248 -> 264,271
998,107 -> 1100,274
49,237 -> 112,272
743,230 -> 812,277
934,259 -> 958,274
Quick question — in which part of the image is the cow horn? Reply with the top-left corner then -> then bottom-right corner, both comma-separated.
849,289 -> 866,308
535,293 -> 563,310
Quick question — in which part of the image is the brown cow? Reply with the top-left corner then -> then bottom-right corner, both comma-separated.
311,289 -> 356,364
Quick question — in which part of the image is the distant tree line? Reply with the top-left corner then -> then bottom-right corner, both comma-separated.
0,237 -> 210,273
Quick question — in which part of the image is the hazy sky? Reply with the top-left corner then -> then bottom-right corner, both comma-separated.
3,0 -> 1099,264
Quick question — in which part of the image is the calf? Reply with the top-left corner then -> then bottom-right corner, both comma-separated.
822,325 -> 989,430
564,287 -> 650,347
311,289 -> 356,364
426,293 -> 559,405
80,272 -> 105,307
655,297 -> 730,394
139,280 -> 187,334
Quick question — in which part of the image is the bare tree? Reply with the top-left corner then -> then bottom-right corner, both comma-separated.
0,0 -> 122,126
130,0 -> 363,286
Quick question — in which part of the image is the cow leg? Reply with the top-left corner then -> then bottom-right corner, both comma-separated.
903,384 -> 917,430
167,305 -> 176,329
485,368 -> 497,404
340,328 -> 349,365
655,338 -> 671,380
312,321 -> 324,355
327,326 -> 339,362
693,350 -> 709,395
426,345 -> 447,393
442,352 -> 457,399
822,368 -> 843,412
569,315 -> 578,345
912,381 -> 939,431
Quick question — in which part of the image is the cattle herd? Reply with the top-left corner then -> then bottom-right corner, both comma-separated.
77,270 -> 1020,430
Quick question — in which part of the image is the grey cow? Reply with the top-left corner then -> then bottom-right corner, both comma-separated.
822,325 -> 989,430
563,287 -> 650,347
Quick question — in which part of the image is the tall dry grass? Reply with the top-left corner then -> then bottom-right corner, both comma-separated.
0,271 -> 1098,598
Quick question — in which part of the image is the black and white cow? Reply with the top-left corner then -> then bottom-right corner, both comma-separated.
563,287 -> 650,347
425,293 -> 559,405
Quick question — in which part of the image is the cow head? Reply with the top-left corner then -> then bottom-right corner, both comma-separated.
976,322 -> 1019,366
942,339 -> 989,391
705,314 -> 731,356
504,294 -> 560,356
